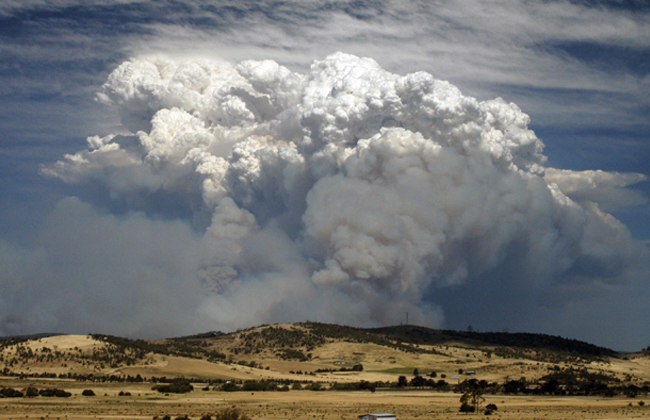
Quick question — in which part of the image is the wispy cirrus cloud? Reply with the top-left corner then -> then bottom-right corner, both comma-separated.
115,1 -> 650,132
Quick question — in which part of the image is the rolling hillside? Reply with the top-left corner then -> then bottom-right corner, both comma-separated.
1,323 -> 649,396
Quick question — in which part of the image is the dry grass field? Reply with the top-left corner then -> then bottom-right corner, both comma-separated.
1,324 -> 649,419
0,378 -> 649,420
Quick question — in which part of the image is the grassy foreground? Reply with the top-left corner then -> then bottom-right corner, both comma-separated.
0,377 -> 648,420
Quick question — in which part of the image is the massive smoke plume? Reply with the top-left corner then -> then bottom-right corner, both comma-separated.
33,52 -> 646,337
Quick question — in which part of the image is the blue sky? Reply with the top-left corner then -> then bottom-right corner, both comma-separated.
0,0 -> 649,350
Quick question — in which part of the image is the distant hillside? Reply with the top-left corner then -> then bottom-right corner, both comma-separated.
367,325 -> 616,358
3,321 -> 646,390
167,322 -> 616,361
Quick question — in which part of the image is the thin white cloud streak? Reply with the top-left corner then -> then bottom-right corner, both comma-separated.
3,0 -> 649,138
0,0 -> 148,16
118,0 -> 650,130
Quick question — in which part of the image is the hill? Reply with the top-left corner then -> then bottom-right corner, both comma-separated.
368,325 -> 616,359
1,322 -> 649,397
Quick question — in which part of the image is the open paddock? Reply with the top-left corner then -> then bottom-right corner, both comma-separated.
0,378 -> 648,420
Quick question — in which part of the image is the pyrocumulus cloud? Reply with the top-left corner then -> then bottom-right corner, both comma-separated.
33,52 -> 647,336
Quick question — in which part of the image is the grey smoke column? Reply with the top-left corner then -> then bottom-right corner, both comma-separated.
44,52 -> 647,330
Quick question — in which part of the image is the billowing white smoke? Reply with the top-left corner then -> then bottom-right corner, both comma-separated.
43,52 -> 647,332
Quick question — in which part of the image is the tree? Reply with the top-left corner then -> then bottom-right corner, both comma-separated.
413,368 -> 419,376
436,380 -> 450,391
358,381 -> 376,393
152,378 -> 193,394
460,389 -> 485,414
222,382 -> 239,392
410,375 -> 427,388
25,386 -> 39,397
541,379 -> 559,395
397,375 -> 408,388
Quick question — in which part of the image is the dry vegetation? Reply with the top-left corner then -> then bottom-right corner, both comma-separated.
1,323 -> 649,419
0,378 -> 648,420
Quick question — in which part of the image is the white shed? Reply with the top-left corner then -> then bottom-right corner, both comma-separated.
358,414 -> 396,420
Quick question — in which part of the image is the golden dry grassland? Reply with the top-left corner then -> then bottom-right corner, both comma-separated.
2,329 -> 650,420
0,377 -> 649,420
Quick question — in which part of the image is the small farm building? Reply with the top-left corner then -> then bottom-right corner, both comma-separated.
358,414 -> 396,420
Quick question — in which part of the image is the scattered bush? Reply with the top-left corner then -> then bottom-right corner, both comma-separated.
242,380 -> 277,391
152,378 -> 193,394
0,387 -> 24,398
222,382 -> 239,392
330,381 -> 376,392
39,388 -> 71,397
459,402 -> 474,413
25,386 -> 39,397
214,407 -> 251,420
485,403 -> 498,415
276,349 -> 309,361
82,389 -> 96,396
